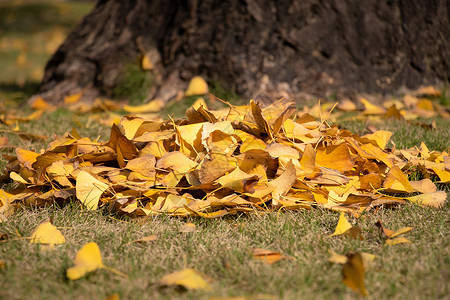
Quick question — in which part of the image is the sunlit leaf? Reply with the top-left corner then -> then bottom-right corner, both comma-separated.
330,212 -> 352,236
316,144 -> 353,172
64,93 -> 82,104
29,221 -> 65,246
404,191 -> 446,208
141,54 -> 153,70
362,130 -> 392,149
217,167 -> 260,193
383,166 -> 414,193
66,242 -> 126,280
123,99 -> 164,113
389,227 -> 413,238
410,179 -> 437,193
328,250 -> 349,264
269,160 -> 297,206
66,242 -> 104,280
360,97 -> 386,115
185,76 -> 209,96
432,168 -> 450,183
156,151 -> 197,173
30,96 -> 52,110
75,171 -> 109,210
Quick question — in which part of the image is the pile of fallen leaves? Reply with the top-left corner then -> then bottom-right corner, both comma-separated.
1,98 -> 448,221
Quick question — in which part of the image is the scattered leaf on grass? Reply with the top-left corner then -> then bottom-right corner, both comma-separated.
342,252 -> 368,296
330,213 -> 352,236
66,242 -> 127,280
179,223 -> 197,233
29,221 -> 65,247
375,219 -> 413,245
66,242 -> 104,280
103,294 -> 120,300
330,213 -> 364,239
158,268 -> 212,290
209,295 -> 278,300
123,99 -> 164,113
185,76 -> 208,96
329,250 -> 377,270
328,251 -> 349,264
386,237 -> 412,246
252,248 -> 286,264
127,235 -> 158,245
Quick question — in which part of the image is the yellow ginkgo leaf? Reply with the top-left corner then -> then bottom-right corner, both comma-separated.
410,179 -> 437,194
31,96 -> 52,110
15,148 -> 40,170
252,248 -> 286,264
316,144 -> 354,172
328,250 -> 349,264
185,76 -> 208,96
191,97 -> 208,110
179,222 -> 197,233
158,268 -> 212,290
198,153 -> 237,184
432,168 -> 450,183
337,99 -> 357,111
75,170 -> 109,210
125,235 -> 158,246
342,252 -> 368,296
383,166 -> 414,193
362,130 -> 392,149
64,93 -> 82,104
123,99 -> 164,113
390,227 -> 413,238
386,237 -> 412,246
66,242 -> 104,280
299,143 -> 316,172
268,160 -> 297,206
9,172 -> 29,184
156,151 -> 198,173
29,221 -> 65,246
141,54 -> 154,70
404,191 -> 447,208
66,242 -> 125,281
330,212 -> 352,236
217,167 -> 260,193
360,97 -> 386,115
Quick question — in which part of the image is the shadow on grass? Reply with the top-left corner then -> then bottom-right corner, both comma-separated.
0,81 -> 40,103
0,1 -> 94,35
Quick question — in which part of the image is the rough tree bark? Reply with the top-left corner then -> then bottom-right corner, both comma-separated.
35,0 -> 450,104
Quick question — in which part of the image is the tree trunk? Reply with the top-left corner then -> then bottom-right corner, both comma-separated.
35,0 -> 450,104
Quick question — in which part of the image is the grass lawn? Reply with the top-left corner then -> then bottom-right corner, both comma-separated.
0,1 -> 449,299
